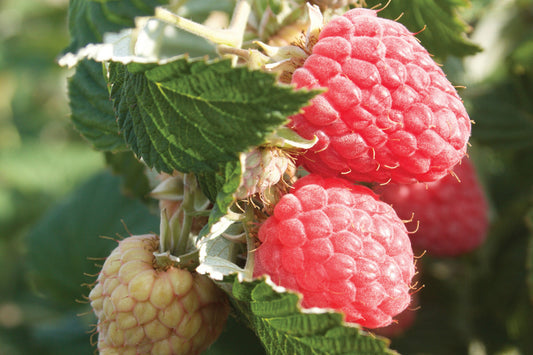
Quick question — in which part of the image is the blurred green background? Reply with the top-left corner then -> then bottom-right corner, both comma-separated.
2,0 -> 533,354
0,2 -> 261,354
0,0 -> 105,353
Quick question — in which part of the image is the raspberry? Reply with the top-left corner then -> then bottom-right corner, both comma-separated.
253,174 -> 415,328
89,234 -> 229,355
373,287 -> 419,338
378,158 -> 489,256
289,8 -> 471,184
234,147 -> 294,201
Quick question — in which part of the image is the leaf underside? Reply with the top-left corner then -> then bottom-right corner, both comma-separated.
64,0 -> 166,151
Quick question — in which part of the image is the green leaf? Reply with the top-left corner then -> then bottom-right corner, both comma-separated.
511,36 -> 533,73
64,0 -> 166,151
196,160 -> 246,280
65,0 -> 165,151
26,171 -> 159,309
468,81 -> 533,150
105,150 -> 152,200
64,0 -> 166,53
227,275 -> 396,355
526,208 -> 533,303
365,0 -> 481,59
204,315 -> 266,354
197,158 -> 242,204
31,310 -> 94,355
215,159 -> 242,215
111,58 -> 316,174
197,170 -> 223,204
68,59 -> 127,151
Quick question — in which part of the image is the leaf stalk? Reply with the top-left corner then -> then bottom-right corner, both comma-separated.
155,0 -> 252,49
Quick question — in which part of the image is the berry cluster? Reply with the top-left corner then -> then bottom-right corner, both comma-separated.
253,7 -> 488,332
86,6 -> 490,353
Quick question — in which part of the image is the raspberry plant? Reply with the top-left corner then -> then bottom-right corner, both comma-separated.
13,0 -> 533,354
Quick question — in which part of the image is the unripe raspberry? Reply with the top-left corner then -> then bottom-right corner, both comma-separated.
253,174 -> 415,328
378,158 -> 489,256
234,147 -> 294,201
289,8 -> 471,184
89,234 -> 229,355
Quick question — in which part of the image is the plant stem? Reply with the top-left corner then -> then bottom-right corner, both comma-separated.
173,173 -> 196,256
159,208 -> 171,253
155,0 -> 252,48
167,0 -> 189,13
227,0 -> 252,49
243,204 -> 256,281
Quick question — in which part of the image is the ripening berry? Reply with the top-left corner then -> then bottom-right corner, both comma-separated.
290,8 -> 471,184
378,158 -> 489,256
253,174 -> 415,328
89,234 -> 229,355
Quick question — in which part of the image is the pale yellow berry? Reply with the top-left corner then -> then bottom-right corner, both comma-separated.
169,335 -> 191,355
150,276 -> 174,309
103,277 -> 120,296
123,326 -> 144,346
116,312 -> 137,330
102,251 -> 122,276
133,301 -> 157,325
89,283 -> 103,312
89,234 -> 230,354
107,321 -> 124,347
103,297 -> 116,319
152,339 -> 172,355
121,247 -> 153,264
194,274 -> 219,304
118,260 -> 151,283
168,268 -> 193,296
177,312 -> 202,340
179,290 -> 199,315
122,348 -> 136,355
100,347 -> 121,355
158,300 -> 184,329
111,284 -> 135,313
128,270 -> 155,302
144,319 -> 171,341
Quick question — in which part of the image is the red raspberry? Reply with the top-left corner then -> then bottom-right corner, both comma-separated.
289,8 -> 471,184
378,158 -> 489,256
253,174 -> 415,328
373,285 -> 419,338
